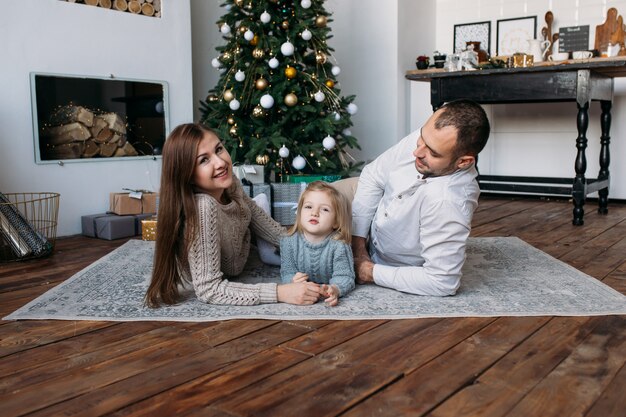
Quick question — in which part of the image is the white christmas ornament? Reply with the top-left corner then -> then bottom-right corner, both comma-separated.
292,155 -> 306,170
220,23 -> 231,34
260,10 -> 271,24
279,145 -> 290,158
347,103 -> 358,115
314,91 -> 325,102
260,94 -> 275,109
229,99 -> 240,111
244,30 -> 254,41
225,5 -> 232,11
268,57 -> 279,68
322,135 -> 336,150
301,29 -> 312,41
333,112 -> 341,121
211,58 -> 221,68
301,0 -> 312,9
342,129 -> 352,136
280,41 -> 295,56
331,65 -> 341,76
235,70 -> 246,82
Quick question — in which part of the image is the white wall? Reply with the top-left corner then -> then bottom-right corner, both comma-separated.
432,0 -> 626,198
0,0 -> 194,237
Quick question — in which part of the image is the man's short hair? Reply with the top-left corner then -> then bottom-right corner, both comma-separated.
435,99 -> 490,158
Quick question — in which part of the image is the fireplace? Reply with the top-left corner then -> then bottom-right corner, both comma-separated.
30,73 -> 169,163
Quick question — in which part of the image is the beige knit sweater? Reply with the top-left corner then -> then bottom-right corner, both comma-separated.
180,178 -> 283,305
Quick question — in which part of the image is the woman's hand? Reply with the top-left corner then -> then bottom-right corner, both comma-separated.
277,282 -> 321,305
292,272 -> 309,283
321,284 -> 340,306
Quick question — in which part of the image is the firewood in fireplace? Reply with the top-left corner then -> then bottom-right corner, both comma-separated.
95,127 -> 114,143
101,112 -> 127,134
85,0 -> 99,6
45,122 -> 91,145
99,0 -> 112,8
49,105 -> 94,128
83,139 -> 101,158
90,116 -> 108,139
141,2 -> 154,16
99,142 -> 118,158
45,142 -> 85,160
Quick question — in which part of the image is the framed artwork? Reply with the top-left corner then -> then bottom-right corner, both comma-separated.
453,21 -> 491,55
497,16 -> 537,55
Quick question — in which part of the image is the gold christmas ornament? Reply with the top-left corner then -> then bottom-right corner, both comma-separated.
206,94 -> 218,102
285,66 -> 297,79
325,79 -> 335,88
284,93 -> 298,106
223,89 -> 234,102
282,20 -> 289,30
229,125 -> 238,136
315,52 -> 327,64
252,105 -> 265,118
315,15 -> 328,27
255,77 -> 269,90
227,116 -> 235,125
234,0 -> 244,6
239,25 -> 247,34
250,35 -> 259,46
256,154 -> 270,165
252,48 -> 265,59
221,51 -> 233,62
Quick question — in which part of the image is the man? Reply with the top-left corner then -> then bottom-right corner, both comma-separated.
351,99 -> 490,296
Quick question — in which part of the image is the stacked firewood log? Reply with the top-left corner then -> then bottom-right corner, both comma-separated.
62,0 -> 161,18
41,105 -> 139,160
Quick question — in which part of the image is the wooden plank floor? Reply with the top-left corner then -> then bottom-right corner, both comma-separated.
1,196 -> 625,416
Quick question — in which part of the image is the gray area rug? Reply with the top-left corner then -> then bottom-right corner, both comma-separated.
4,237 -> 626,322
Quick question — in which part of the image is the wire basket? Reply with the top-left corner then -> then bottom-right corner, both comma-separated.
0,192 -> 60,262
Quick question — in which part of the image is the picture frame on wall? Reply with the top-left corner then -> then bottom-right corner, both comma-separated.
496,16 -> 537,56
453,21 -> 491,55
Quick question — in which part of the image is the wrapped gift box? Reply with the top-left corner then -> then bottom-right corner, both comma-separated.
109,191 -> 158,215
134,213 -> 155,235
141,218 -> 157,241
286,174 -> 342,184
233,164 -> 265,184
81,213 -> 135,240
242,182 -> 272,204
271,182 -> 307,225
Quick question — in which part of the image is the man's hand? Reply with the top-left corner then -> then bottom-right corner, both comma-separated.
352,236 -> 375,284
277,282 -> 321,305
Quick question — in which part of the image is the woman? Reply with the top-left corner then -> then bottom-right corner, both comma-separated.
145,123 -> 321,307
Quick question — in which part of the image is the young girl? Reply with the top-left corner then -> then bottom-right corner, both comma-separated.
145,123 -> 322,307
280,181 -> 356,306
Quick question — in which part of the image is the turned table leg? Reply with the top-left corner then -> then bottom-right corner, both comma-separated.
572,101 -> 589,226
598,100 -> 611,214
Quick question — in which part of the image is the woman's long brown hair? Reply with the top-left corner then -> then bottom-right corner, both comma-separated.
145,123 -> 214,307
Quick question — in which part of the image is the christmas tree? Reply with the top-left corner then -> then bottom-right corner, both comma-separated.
199,0 -> 362,181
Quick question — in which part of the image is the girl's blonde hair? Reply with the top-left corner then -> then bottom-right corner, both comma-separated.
287,181 -> 352,244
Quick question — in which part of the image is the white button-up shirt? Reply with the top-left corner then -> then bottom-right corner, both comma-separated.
352,130 -> 480,296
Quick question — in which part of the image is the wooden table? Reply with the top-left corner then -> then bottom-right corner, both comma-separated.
406,57 -> 626,225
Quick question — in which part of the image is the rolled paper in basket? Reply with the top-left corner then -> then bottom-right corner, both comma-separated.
0,192 -> 52,258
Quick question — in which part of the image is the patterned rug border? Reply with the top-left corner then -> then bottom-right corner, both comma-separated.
4,237 -> 626,322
